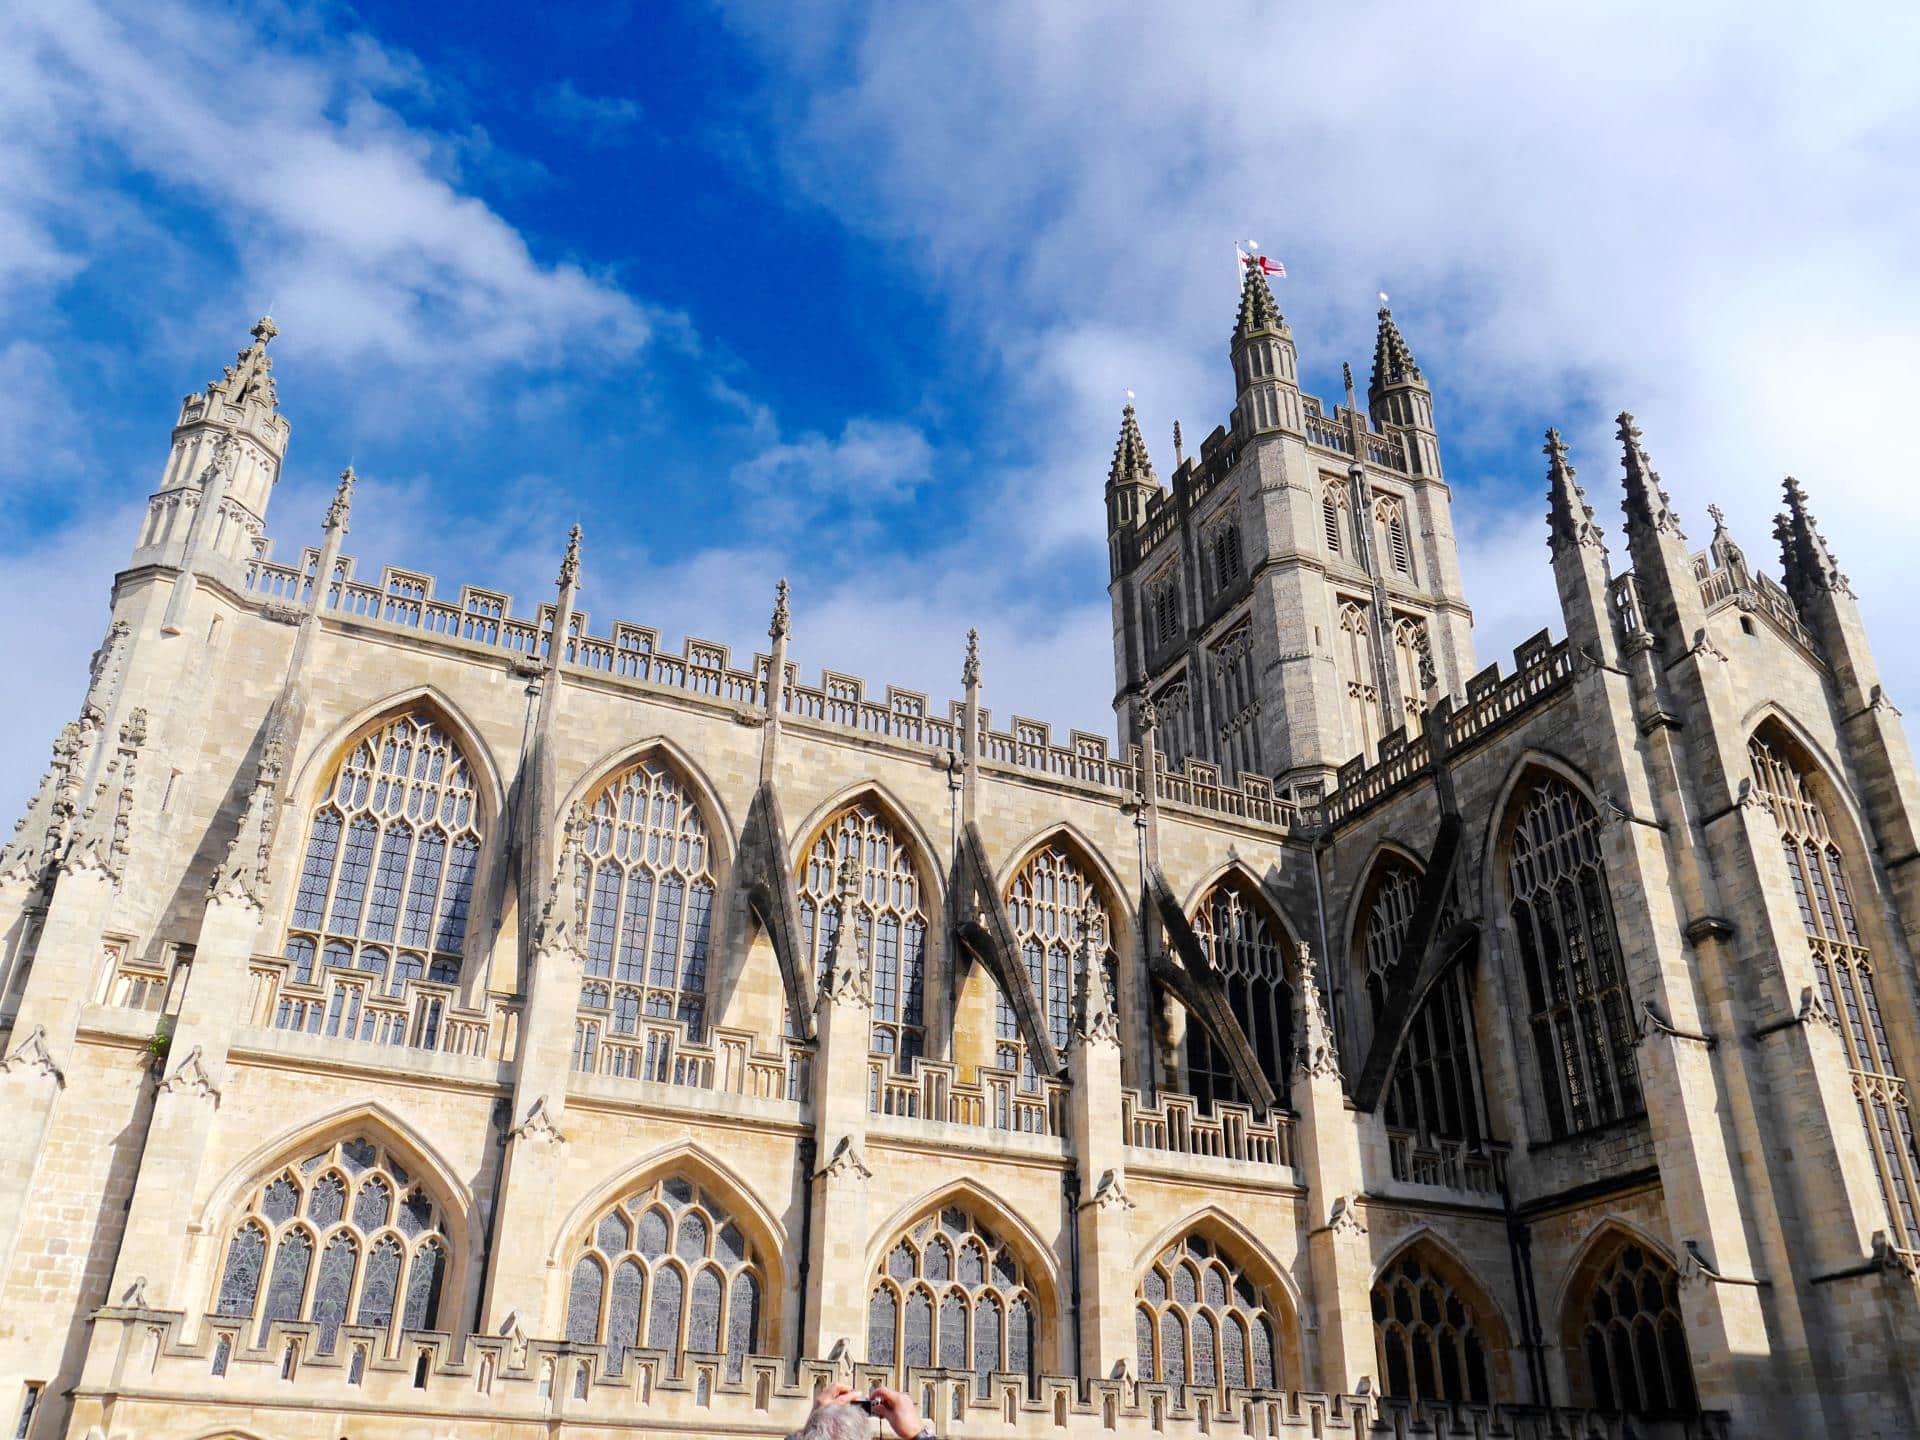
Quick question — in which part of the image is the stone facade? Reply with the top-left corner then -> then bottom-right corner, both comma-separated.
3,277 -> 1918,1440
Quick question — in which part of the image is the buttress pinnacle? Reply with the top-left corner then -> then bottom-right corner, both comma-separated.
1774,476 -> 1852,601
1107,403 -> 1157,490
1616,412 -> 1684,540
1544,429 -> 1604,554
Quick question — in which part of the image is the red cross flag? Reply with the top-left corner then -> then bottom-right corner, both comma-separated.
1239,251 -> 1286,278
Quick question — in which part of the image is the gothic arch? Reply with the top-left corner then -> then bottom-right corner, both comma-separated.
286,686 -> 506,830
1478,748 -> 1605,922
557,735 -> 737,869
1369,1229 -> 1515,1404
1336,839 -> 1428,968
1552,1221 -> 1696,1415
1177,858 -> 1306,947
1550,1218 -> 1678,1345
1371,1226 -> 1518,1353
787,780 -> 947,909
864,1178 -> 1063,1323
1740,703 -> 1877,854
548,1138 -> 787,1355
992,822 -> 1131,921
1128,1206 -> 1307,1384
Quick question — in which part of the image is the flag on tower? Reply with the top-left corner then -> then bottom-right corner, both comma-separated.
1236,243 -> 1285,278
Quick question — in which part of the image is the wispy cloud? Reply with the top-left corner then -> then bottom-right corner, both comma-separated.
536,79 -> 648,147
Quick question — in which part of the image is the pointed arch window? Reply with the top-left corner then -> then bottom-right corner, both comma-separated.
1391,615 -> 1437,716
868,1204 -> 1038,1390
1150,574 -> 1183,652
1322,485 -> 1346,556
572,756 -> 717,1054
1502,778 -> 1639,1137
799,803 -> 929,1070
1371,1247 -> 1495,1404
1184,876 -> 1290,1110
210,1137 -> 448,1351
1374,494 -> 1414,576
1750,731 -> 1920,1249
1135,1233 -> 1283,1391
282,713 -> 479,1014
1574,1239 -> 1696,1416
1209,520 -> 1243,592
997,843 -> 1115,1087
1336,600 -> 1381,761
564,1176 -> 762,1378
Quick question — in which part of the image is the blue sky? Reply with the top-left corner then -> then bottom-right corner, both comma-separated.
3,0 -> 1917,809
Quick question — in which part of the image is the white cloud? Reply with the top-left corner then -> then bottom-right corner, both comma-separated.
537,80 -> 648,147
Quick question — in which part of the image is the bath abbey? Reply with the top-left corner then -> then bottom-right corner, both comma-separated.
5,263 -> 1920,1440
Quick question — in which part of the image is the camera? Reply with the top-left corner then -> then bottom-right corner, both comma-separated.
850,1396 -> 877,1414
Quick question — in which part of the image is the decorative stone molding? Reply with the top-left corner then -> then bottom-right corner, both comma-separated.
157,1045 -> 221,1107
508,1095 -> 567,1147
1322,1195 -> 1367,1239
1687,628 -> 1730,664
1636,999 -> 1717,1051
1083,1168 -> 1135,1213
818,855 -> 872,1009
1071,902 -> 1120,1047
1,1024 -> 65,1088
119,1276 -> 150,1308
1289,943 -> 1342,1083
817,1135 -> 872,1182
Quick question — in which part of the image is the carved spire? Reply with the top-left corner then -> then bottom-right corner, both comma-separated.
1545,428 -> 1605,554
1071,901 -> 1118,1046
1107,403 -> 1157,491
556,523 -> 583,591
818,853 -> 872,1007
1369,306 -> 1424,395
324,466 -> 355,534
1234,262 -> 1284,339
770,577 -> 791,641
961,627 -> 981,690
1774,476 -> 1853,602
1289,943 -> 1342,1083
1616,412 -> 1684,540
205,317 -> 279,411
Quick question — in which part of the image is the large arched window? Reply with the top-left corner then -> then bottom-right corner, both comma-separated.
1337,599 -> 1380,761
211,1136 -> 448,1351
564,1176 -> 762,1377
867,1204 -> 1038,1389
1184,876 -> 1290,1111
1358,859 -> 1483,1144
576,756 -> 717,1045
1371,1246 -> 1496,1405
283,712 -> 480,1004
798,802 -> 930,1070
1502,777 -> 1639,1137
1135,1232 -> 1283,1391
1750,730 -> 1920,1247
1391,615 -> 1436,718
1571,1236 -> 1695,1416
998,842 -> 1115,1085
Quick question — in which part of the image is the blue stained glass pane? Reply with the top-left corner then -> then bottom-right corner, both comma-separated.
676,1212 -> 707,1261
647,1263 -> 683,1352
215,1224 -> 267,1316
649,876 -> 684,988
1251,1316 -> 1274,1387
312,1234 -> 358,1353
567,1257 -> 604,1343
1047,944 -> 1070,1051
257,1229 -> 313,1344
682,881 -> 713,991
587,865 -> 621,977
285,937 -> 316,985
905,1290 -> 933,1367
617,871 -> 652,983
1008,1297 -> 1033,1381
689,1267 -> 723,1352
940,1292 -> 967,1369
353,1177 -> 391,1232
903,920 -> 926,1026
606,1260 -> 644,1372
261,1176 -> 299,1224
1192,1312 -> 1216,1387
1221,1314 -> 1247,1388
402,1243 -> 444,1330
727,1272 -> 759,1365
868,1288 -> 898,1367
399,830 -> 445,947
364,825 -> 412,940
357,1238 -> 401,1327
434,838 -> 477,952
307,1173 -> 345,1228
636,1207 -> 669,1258
328,818 -> 379,934
715,1222 -> 745,1266
597,1210 -> 631,1255
1136,1309 -> 1156,1382
975,1294 -> 1001,1385
1159,1311 -> 1185,1387
292,812 -> 341,928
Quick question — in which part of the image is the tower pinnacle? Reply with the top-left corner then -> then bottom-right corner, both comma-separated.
1234,263 -> 1284,340
1544,428 -> 1604,554
1774,476 -> 1852,601
1108,404 -> 1157,491
1616,412 -> 1683,539
1369,306 -> 1423,396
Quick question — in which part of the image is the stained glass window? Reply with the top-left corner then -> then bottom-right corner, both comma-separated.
996,843 -> 1114,1086
1371,1247 -> 1494,1404
1576,1240 -> 1695,1416
1136,1233 -> 1283,1391
210,1136 -> 449,1345
798,802 -> 930,1068
564,1176 -> 761,1371
1504,778 -> 1640,1136
868,1205 -> 1039,1391
279,714 -> 480,1032
1183,875 -> 1290,1110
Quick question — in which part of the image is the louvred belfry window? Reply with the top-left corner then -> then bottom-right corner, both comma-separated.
574,756 -> 717,1048
564,1177 -> 762,1378
211,1137 -> 448,1351
1750,731 -> 1920,1250
1135,1233 -> 1283,1391
282,713 -> 479,1006
798,802 -> 929,1071
867,1205 -> 1038,1391
997,843 -> 1114,1088
1503,778 -> 1640,1137
1183,876 -> 1290,1110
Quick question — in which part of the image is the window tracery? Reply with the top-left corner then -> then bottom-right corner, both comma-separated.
1336,600 -> 1380,761
211,1136 -> 447,1351
867,1204 -> 1038,1389
1575,1240 -> 1695,1416
1322,485 -> 1346,556
1374,494 -> 1413,576
280,713 -> 479,1037
573,756 -> 717,1054
1149,572 -> 1183,652
1153,679 -> 1193,769
1210,621 -> 1261,780
1371,1248 -> 1493,1404
1209,520 -> 1243,592
1391,615 -> 1436,716
1503,778 -> 1640,1136
1184,876 -> 1290,1109
798,802 -> 929,1069
997,843 -> 1114,1086
1750,732 -> 1920,1248
564,1176 -> 762,1377
1135,1233 -> 1281,1391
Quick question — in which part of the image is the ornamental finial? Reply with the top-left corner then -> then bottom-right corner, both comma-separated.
251,315 -> 279,347
324,465 -> 355,533
557,524 -> 582,590
962,628 -> 981,690
770,577 -> 791,640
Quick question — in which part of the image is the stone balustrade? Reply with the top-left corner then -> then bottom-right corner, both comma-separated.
1384,1128 -> 1511,1196
1123,1088 -> 1295,1168
869,1054 -> 1069,1137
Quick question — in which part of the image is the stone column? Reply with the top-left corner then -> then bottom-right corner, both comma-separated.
1066,905 -> 1135,1378
804,857 -> 874,1357
1286,943 -> 1373,1392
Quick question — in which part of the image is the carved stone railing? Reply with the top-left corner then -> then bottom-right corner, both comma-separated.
1153,758 -> 1301,829
572,1011 -> 811,1104
1122,1090 -> 1294,1168
1384,1129 -> 1510,1196
869,1055 -> 1068,1137
247,957 -> 517,1061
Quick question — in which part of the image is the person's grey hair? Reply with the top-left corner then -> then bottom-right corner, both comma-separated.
788,1403 -> 872,1440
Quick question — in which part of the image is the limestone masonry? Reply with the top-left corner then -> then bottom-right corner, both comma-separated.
5,270 -> 1918,1439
